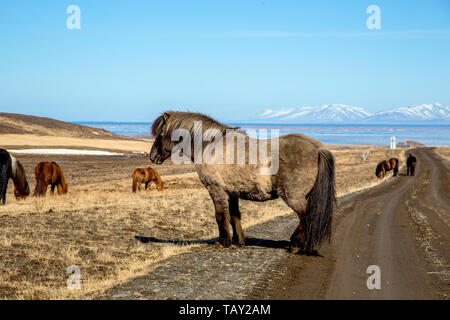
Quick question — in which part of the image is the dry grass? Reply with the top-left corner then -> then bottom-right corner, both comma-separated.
434,147 -> 450,162
0,134 -> 150,153
331,146 -> 407,196
0,144 -> 407,299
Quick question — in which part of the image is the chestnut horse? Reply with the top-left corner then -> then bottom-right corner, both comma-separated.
375,157 -> 399,179
0,149 -> 30,204
406,154 -> 417,176
149,111 -> 335,254
132,167 -> 164,192
33,162 -> 68,197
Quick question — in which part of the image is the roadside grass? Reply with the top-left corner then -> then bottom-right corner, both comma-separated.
0,146 -> 408,299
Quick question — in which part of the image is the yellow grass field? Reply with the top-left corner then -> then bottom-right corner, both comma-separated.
435,147 -> 450,162
0,139 -> 410,299
1,134 -> 149,153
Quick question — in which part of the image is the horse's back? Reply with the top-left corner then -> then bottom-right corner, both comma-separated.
196,132 -> 324,201
133,168 -> 146,178
280,133 -> 323,149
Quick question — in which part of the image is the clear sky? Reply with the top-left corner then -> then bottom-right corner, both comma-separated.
1,0 -> 449,122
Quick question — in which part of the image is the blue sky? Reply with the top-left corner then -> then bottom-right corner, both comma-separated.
0,0 -> 449,121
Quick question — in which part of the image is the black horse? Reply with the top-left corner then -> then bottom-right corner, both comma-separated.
0,149 -> 30,204
406,154 -> 417,176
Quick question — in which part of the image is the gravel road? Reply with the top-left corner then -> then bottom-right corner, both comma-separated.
104,148 -> 449,300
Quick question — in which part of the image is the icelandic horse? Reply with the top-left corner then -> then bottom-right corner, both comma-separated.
149,112 -> 336,255
132,167 -> 164,192
406,154 -> 417,176
33,162 -> 68,197
375,158 -> 399,179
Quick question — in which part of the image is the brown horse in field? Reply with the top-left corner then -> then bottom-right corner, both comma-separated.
407,154 -> 417,176
375,157 -> 399,179
0,149 -> 30,204
132,167 -> 164,192
149,111 -> 335,254
33,162 -> 68,197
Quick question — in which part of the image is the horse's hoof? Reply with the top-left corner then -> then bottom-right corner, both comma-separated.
232,238 -> 245,247
289,246 -> 301,255
221,238 -> 232,248
215,238 -> 232,248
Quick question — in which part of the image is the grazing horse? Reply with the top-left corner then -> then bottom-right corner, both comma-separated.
0,149 -> 30,204
406,154 -> 417,176
33,162 -> 68,197
375,157 -> 399,179
149,112 -> 336,254
132,167 -> 164,192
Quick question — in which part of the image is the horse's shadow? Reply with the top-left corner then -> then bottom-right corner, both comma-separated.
135,235 -> 321,256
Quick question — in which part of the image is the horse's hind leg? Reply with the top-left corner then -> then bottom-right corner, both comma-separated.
282,195 -> 308,253
57,183 -> 63,195
229,196 -> 245,246
208,187 -> 232,248
145,182 -> 149,190
51,184 -> 56,194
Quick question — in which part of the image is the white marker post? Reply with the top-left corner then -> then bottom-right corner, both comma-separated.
390,135 -> 396,157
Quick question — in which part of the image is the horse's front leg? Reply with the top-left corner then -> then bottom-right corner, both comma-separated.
209,188 -> 232,248
229,196 -> 245,246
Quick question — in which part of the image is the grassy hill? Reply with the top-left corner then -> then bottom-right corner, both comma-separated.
0,112 -> 118,139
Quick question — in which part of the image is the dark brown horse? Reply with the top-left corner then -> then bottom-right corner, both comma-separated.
132,167 -> 164,192
33,162 -> 68,197
375,157 -> 399,179
0,149 -> 30,204
406,154 -> 417,176
149,111 -> 335,254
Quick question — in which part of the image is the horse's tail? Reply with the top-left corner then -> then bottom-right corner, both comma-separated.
132,170 -> 139,192
394,158 -> 399,176
302,148 -> 336,253
59,169 -> 68,194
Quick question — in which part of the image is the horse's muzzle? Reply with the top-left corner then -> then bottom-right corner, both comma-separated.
149,153 -> 162,164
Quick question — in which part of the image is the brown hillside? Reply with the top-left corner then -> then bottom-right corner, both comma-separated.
0,112 -> 120,139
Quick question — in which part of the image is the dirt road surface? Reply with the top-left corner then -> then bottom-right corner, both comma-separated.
258,147 -> 449,300
105,148 -> 449,300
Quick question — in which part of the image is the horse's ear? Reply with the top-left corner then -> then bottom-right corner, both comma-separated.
163,112 -> 170,123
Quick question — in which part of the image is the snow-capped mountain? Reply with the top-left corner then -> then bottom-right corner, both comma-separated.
260,103 -> 450,123
366,103 -> 450,122
261,104 -> 372,122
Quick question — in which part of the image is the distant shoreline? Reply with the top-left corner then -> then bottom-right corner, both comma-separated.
75,121 -> 450,129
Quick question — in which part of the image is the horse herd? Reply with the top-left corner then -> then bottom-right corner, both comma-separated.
0,111 -> 420,254
0,148 -> 164,205
375,154 -> 417,179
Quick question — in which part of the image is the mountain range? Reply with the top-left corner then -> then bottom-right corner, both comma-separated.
260,103 -> 450,123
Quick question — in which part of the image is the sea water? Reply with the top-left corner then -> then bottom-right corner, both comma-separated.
76,122 -> 450,146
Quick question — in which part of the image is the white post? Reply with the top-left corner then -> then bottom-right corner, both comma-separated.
390,135 -> 396,157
